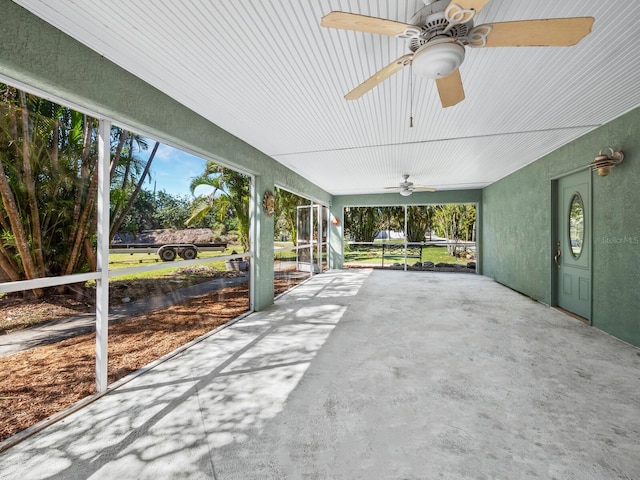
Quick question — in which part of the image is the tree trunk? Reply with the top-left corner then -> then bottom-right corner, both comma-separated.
238,207 -> 250,252
69,115 -> 92,243
110,132 -> 133,224
108,129 -> 128,224
0,158 -> 43,296
0,243 -> 21,282
64,156 -> 99,276
110,129 -> 127,181
121,135 -> 134,190
285,210 -> 297,246
19,91 -> 45,277
51,117 -> 59,174
84,237 -> 97,272
0,212 -> 10,232
109,141 -> 159,241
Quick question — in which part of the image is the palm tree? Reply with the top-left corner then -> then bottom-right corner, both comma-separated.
0,86 -> 86,291
0,85 -> 158,293
344,207 -> 378,242
433,204 -> 476,256
407,205 -> 436,242
186,161 -> 250,251
274,187 -> 307,245
109,140 -> 159,241
109,128 -> 152,233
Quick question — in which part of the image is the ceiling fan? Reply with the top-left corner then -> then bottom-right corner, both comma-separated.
321,0 -> 594,108
384,174 -> 436,196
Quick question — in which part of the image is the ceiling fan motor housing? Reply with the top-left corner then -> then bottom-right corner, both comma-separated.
407,5 -> 471,80
409,11 -> 470,47
400,176 -> 414,195
412,38 -> 466,79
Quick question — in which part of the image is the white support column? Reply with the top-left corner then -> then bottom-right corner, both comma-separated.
404,205 -> 408,271
96,119 -> 111,393
328,204 -> 344,269
309,201 -> 314,277
317,205 -> 323,272
248,174 -> 255,311
251,174 -> 273,310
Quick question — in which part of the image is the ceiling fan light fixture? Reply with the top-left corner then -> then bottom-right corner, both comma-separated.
399,188 -> 413,196
411,38 -> 465,79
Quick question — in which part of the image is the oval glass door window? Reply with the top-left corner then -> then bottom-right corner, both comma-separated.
569,193 -> 584,258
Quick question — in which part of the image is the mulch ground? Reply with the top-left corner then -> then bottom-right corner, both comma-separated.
0,277 -> 301,444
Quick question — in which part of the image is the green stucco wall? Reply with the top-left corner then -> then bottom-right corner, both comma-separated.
483,108 -> 640,347
0,0 -> 331,310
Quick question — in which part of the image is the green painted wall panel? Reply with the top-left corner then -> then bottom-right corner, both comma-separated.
333,190 -> 482,208
482,169 -> 552,303
253,175 -> 275,308
590,113 -> 640,346
483,108 -> 640,347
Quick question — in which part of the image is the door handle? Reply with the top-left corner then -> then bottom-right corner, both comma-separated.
554,241 -> 561,268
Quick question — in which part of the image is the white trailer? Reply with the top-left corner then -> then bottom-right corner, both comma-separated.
109,243 -> 227,261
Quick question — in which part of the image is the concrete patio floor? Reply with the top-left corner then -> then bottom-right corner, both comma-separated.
0,269 -> 639,479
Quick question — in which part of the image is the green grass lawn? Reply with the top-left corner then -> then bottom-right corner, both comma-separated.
107,249 -> 236,280
109,250 -> 229,268
106,243 -> 472,278
344,245 -> 472,266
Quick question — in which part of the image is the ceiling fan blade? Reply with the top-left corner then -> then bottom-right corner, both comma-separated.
413,186 -> 437,192
482,18 -> 595,47
435,69 -> 465,108
321,11 -> 412,36
345,54 -> 413,100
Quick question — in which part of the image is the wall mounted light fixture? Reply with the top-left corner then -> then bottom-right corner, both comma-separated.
590,147 -> 624,176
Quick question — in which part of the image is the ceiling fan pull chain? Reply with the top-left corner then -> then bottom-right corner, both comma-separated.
409,63 -> 414,128
443,4 -> 476,34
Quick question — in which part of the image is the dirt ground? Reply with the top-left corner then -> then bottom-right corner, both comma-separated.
0,275 -> 302,444
0,266 -> 247,334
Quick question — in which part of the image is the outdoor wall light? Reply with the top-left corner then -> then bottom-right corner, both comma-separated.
590,147 -> 624,176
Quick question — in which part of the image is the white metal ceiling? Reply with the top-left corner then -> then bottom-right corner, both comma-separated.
12,0 -> 640,195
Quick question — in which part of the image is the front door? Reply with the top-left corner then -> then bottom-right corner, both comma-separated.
555,169 -> 591,320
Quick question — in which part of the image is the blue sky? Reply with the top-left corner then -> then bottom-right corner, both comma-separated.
146,142 -> 214,198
